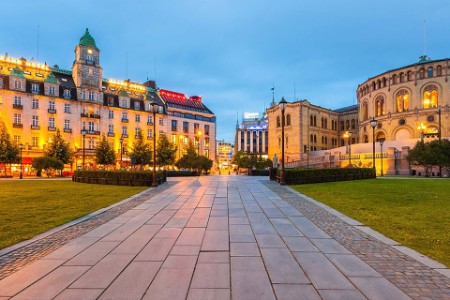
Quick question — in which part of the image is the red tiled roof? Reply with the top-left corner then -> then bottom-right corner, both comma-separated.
159,89 -> 212,114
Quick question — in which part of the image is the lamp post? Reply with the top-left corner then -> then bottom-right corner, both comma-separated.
119,135 -> 124,162
379,138 -> 385,176
150,100 -> 157,187
370,117 -> 377,174
418,123 -> 426,143
279,97 -> 287,185
343,131 -> 352,167
81,129 -> 87,169
19,143 -> 23,179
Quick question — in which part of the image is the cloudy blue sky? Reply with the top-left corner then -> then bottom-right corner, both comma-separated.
1,0 -> 450,141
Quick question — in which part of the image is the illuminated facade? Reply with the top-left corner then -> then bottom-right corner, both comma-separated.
357,56 -> 449,143
216,140 -> 234,168
235,112 -> 269,156
0,29 -> 216,175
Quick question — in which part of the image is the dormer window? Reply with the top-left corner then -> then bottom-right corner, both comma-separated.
134,102 -> 140,110
0,78 -> 3,88
63,89 -> 71,99
121,99 -> 128,108
31,83 -> 39,93
88,91 -> 95,101
14,80 -> 22,89
49,86 -> 55,96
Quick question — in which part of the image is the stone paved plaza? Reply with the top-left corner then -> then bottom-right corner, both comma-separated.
0,176 -> 449,299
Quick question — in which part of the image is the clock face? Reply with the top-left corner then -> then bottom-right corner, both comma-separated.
377,122 -> 382,129
427,115 -> 435,122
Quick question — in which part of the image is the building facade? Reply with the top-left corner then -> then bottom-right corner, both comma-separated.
216,140 -> 234,169
235,112 -> 269,156
0,29 -> 216,175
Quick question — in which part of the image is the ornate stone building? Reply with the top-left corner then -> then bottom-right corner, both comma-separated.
235,112 -> 269,156
0,29 -> 216,175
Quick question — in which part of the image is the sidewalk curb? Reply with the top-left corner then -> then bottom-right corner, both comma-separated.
0,187 -> 154,257
284,185 -> 450,279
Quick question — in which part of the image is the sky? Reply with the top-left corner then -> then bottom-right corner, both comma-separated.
2,0 -> 450,142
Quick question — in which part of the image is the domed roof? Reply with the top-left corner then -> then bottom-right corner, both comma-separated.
79,28 -> 98,49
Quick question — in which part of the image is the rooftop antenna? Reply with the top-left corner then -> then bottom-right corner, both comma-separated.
36,25 -> 40,61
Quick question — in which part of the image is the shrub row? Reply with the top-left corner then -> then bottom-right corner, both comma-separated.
250,169 -> 270,176
283,168 -> 376,185
73,170 -> 166,186
165,170 -> 199,177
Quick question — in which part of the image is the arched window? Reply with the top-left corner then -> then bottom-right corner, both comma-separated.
375,95 -> 385,116
372,81 -> 376,91
419,68 -> 425,79
382,77 -> 387,87
399,73 -> 404,83
437,65 -> 442,76
392,74 -> 397,84
351,119 -> 356,129
423,85 -> 438,109
276,116 -> 281,127
324,119 -> 328,129
376,132 -> 386,141
396,89 -> 409,112
377,80 -> 381,89
345,120 -> 350,129
427,67 -> 433,78
407,71 -> 412,81
362,102 -> 368,121
363,135 -> 369,143
313,116 -> 317,127
310,134 -> 313,143
286,114 -> 291,126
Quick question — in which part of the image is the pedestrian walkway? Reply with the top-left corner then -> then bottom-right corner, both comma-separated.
0,176 -> 449,299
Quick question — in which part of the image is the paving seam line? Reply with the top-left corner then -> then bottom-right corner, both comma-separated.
282,185 -> 450,279
0,185 -> 158,258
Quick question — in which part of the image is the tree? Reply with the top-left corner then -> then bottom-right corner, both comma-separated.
45,129 -> 72,164
32,156 -> 64,177
407,141 -> 435,176
198,155 -> 213,174
156,134 -> 177,168
0,126 -> 19,176
95,134 -> 116,166
130,130 -> 152,168
175,139 -> 200,172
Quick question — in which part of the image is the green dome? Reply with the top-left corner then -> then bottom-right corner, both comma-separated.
45,73 -> 58,84
10,67 -> 25,78
79,28 -> 98,49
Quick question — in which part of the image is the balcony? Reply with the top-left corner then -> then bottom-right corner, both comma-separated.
108,132 -> 115,137
121,134 -> 129,138
31,125 -> 40,130
13,123 -> 23,128
13,104 -> 23,110
48,126 -> 56,131
48,109 -> 57,114
122,118 -> 129,123
87,130 -> 100,135
81,113 -> 101,119
64,128 -> 72,133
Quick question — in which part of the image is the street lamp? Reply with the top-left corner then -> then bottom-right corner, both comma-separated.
279,97 -> 287,185
343,131 -> 352,167
179,134 -> 184,159
379,138 -> 385,176
417,123 -> 426,143
119,135 -> 124,162
150,100 -> 157,187
370,117 -> 377,173
19,143 -> 23,179
197,130 -> 202,155
81,129 -> 87,169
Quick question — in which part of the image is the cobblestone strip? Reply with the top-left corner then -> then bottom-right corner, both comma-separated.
0,182 -> 176,281
262,181 -> 450,300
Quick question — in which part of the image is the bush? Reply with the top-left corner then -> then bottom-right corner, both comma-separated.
73,170 -> 166,186
250,169 -> 270,176
32,156 -> 64,177
166,170 -> 199,177
282,168 -> 375,185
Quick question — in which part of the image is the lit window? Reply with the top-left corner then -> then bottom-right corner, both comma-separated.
32,137 -> 39,147
423,85 -> 438,109
396,89 -> 409,112
135,128 -> 140,137
375,95 -> 385,116
32,115 -> 39,127
14,113 -> 21,124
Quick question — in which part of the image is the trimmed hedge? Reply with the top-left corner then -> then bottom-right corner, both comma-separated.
250,169 -> 270,176
165,170 -> 199,177
282,168 -> 376,185
73,170 -> 166,186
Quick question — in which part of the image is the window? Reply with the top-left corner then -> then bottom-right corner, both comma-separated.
171,120 -> 177,131
122,111 -> 128,121
427,67 -> 433,78
108,110 -> 114,119
396,89 -> 409,112
32,137 -> 39,147
64,120 -> 70,130
14,113 -> 21,124
419,68 -> 425,79
407,71 -> 412,81
423,85 -> 438,109
14,80 -> 22,89
121,99 -> 127,108
362,102 -> 368,121
205,138 -> 210,147
313,116 -> 317,127
183,121 -> 189,133
286,114 -> 291,126
375,95 -> 385,116
310,115 -> 313,126
147,128 -> 153,138
147,115 -> 153,124
88,121 -> 95,132
340,121 -> 344,130
437,66 -> 442,76
48,117 -> 55,129
49,86 -> 55,96
88,91 -> 95,101
14,135 -> 21,145
346,120 -> 350,129
88,138 -> 96,149
194,123 -> 200,133
136,114 -> 141,122
82,91 -> 86,99
49,101 -> 55,111
108,97 -> 114,106
14,96 -> 22,106
204,125 -> 210,135
63,89 -> 71,99
135,127 -> 141,137
134,102 -> 140,110
159,118 -> 164,126
277,116 -> 281,127
108,124 -> 114,134
31,83 -> 39,93
0,78 -> 3,88
122,126 -> 128,136
32,115 -> 39,127
32,99 -> 39,109
351,119 -> 356,129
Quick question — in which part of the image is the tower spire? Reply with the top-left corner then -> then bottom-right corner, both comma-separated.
270,84 -> 275,107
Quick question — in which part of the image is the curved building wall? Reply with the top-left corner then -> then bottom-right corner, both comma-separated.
357,58 -> 450,143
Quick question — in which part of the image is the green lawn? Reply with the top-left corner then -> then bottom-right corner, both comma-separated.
0,180 -> 147,250
292,179 -> 450,267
